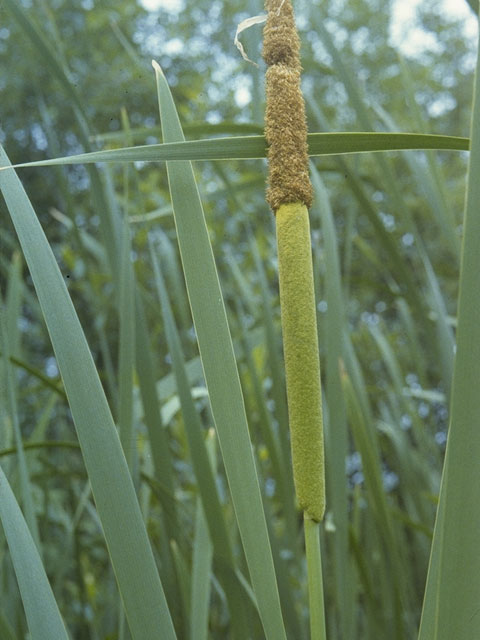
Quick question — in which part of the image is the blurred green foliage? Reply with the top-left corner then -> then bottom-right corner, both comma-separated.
0,0 -> 478,637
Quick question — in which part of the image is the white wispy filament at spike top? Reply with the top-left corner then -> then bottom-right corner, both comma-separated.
234,15 -> 267,66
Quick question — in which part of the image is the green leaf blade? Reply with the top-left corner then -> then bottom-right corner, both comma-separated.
0,132 -> 468,171
418,14 -> 480,640
153,61 -> 287,640
0,144 -> 177,640
0,464 -> 69,640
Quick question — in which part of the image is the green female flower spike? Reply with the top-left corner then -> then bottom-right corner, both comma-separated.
263,0 -> 325,521
276,202 -> 325,521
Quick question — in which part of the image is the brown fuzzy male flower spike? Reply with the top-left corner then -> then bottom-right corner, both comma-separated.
263,0 -> 313,211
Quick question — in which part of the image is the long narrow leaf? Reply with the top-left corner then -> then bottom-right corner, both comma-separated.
0,464 -> 69,640
0,132 -> 468,171
0,144 -> 176,640
418,15 -> 480,640
153,61 -> 287,640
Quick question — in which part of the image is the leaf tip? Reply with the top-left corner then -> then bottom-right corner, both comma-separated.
151,59 -> 163,76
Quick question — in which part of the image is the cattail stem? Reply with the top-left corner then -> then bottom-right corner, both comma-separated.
304,513 -> 327,639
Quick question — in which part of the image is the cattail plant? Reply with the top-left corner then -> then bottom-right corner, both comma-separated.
263,2 -> 326,636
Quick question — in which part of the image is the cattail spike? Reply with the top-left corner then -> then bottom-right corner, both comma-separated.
263,1 -> 324,522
